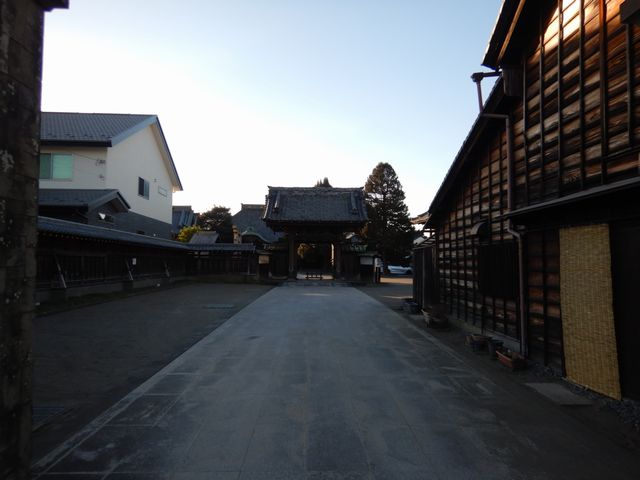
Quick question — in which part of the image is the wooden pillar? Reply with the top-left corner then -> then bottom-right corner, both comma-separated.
334,242 -> 342,278
0,1 -> 68,477
288,233 -> 297,278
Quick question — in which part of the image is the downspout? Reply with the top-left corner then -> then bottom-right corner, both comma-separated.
481,112 -> 528,356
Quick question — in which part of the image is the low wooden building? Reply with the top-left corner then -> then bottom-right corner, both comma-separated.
415,0 -> 640,400
37,216 -> 259,301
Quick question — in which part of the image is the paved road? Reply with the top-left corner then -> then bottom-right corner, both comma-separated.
32,282 -> 273,461
34,284 -> 640,479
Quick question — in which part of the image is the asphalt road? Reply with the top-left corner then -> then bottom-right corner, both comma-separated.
33,281 -> 640,479
32,281 -> 273,462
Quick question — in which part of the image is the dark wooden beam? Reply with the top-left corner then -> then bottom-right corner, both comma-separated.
599,0 -> 609,184
539,10 -> 547,198
579,0 -> 587,188
626,22 -> 636,146
523,60 -> 530,206
620,0 -> 640,23
36,0 -> 68,10
557,0 -> 564,197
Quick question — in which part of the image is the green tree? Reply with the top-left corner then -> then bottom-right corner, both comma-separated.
176,225 -> 201,243
364,162 -> 414,265
197,205 -> 233,242
314,177 -> 332,187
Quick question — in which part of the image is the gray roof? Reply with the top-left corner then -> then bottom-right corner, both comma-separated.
38,217 -> 256,253
263,187 -> 368,226
189,231 -> 220,245
39,188 -> 130,212
232,204 -> 281,243
172,205 -> 197,232
41,112 -> 157,146
189,243 -> 256,252
38,216 -> 188,250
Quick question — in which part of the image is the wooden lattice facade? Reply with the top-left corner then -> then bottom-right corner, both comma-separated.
416,0 -> 640,399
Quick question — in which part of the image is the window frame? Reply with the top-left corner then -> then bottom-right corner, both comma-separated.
39,153 -> 73,181
138,177 -> 150,199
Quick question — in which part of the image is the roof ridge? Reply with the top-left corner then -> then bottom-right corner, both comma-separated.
42,111 -> 156,117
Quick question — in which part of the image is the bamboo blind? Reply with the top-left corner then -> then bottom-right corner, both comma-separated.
559,224 -> 621,399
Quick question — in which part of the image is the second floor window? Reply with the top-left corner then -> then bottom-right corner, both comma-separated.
39,153 -> 73,180
138,177 -> 150,199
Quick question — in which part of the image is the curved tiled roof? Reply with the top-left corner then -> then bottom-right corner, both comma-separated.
232,204 -> 281,243
263,187 -> 367,226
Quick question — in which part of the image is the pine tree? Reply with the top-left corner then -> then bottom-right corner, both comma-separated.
196,205 -> 233,242
364,162 -> 414,265
314,177 -> 332,187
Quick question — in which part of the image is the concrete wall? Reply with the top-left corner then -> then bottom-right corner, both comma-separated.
106,125 -> 174,224
0,1 -> 67,477
39,146 -> 108,189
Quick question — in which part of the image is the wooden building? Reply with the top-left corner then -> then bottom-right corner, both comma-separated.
415,0 -> 640,400
37,216 -> 259,301
263,187 -> 369,279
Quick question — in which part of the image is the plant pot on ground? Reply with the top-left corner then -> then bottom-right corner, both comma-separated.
496,349 -> 527,371
422,309 -> 449,329
465,334 -> 491,352
403,299 -> 420,314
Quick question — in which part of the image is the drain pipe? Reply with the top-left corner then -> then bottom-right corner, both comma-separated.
471,71 -> 501,112
481,112 -> 528,357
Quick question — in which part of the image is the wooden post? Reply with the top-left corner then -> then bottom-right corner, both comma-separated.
288,233 -> 297,278
0,1 -> 68,477
334,242 -> 342,278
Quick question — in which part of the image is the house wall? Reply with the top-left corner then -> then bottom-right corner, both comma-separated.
420,0 -> 640,380
514,0 -> 640,208
106,125 -> 174,224
429,120 -> 521,342
516,0 -> 640,395
39,146 -> 108,189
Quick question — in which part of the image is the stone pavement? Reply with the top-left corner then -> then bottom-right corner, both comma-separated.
33,285 -> 640,479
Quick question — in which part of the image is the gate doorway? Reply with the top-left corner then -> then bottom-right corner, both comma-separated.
297,243 -> 332,272
611,220 -> 640,400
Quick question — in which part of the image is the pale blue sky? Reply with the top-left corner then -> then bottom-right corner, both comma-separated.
42,0 -> 502,216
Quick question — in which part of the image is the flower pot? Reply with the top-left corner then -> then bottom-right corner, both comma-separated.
403,299 -> 420,314
496,350 -> 527,371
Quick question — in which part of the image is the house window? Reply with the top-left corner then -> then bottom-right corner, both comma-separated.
39,153 -> 73,180
477,241 -> 518,299
138,177 -> 150,199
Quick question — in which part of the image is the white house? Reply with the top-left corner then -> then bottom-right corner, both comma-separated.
39,112 -> 182,238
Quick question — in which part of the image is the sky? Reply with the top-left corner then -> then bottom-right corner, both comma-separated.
41,0 -> 502,217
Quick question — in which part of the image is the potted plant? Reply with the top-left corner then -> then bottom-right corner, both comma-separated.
496,349 -> 527,371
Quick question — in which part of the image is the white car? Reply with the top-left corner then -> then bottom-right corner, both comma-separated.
387,265 -> 412,275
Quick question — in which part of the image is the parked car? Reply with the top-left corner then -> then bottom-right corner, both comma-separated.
387,264 -> 412,275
